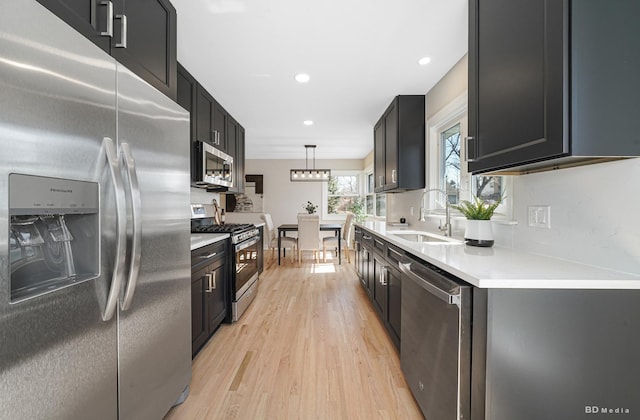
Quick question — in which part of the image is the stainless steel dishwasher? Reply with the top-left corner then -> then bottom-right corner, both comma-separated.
399,256 -> 472,420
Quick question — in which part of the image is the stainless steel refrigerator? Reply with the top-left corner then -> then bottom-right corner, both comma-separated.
0,1 -> 192,419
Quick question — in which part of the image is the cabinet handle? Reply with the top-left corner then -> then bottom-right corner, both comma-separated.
391,169 -> 397,184
465,136 -> 477,162
363,235 -> 372,240
212,271 -> 217,290
94,0 -> 114,37
205,273 -> 213,292
115,14 -> 127,48
378,175 -> 384,187
197,252 -> 217,259
380,267 -> 388,286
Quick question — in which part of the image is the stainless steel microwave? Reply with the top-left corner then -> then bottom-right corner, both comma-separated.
193,141 -> 233,190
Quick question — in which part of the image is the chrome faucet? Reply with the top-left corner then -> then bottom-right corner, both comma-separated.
419,188 -> 452,237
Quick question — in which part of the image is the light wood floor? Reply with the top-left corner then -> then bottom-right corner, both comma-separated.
165,252 -> 423,420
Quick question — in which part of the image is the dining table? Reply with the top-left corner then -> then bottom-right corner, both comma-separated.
277,223 -> 342,265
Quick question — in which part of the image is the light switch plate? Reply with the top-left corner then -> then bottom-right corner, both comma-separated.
528,205 -> 551,229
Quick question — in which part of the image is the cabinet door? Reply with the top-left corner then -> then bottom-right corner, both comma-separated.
226,118 -> 238,192
212,101 -> 227,152
468,0 -> 565,173
177,63 -> 197,142
373,119 -> 385,192
373,254 -> 387,319
36,0 -> 111,52
191,268 -> 209,357
207,262 -> 227,333
236,126 -> 245,193
384,104 -> 398,190
386,265 -> 401,350
196,85 -> 214,145
362,245 -> 373,296
112,0 -> 177,100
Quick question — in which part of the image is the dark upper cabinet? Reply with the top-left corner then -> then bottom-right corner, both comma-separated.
374,95 -> 425,192
196,84 -> 215,146
236,125 -> 246,193
226,117 -> 238,191
178,63 -> 246,188
37,0 -> 177,101
111,0 -> 177,100
177,63 -> 197,141
468,0 -> 640,174
374,120 -> 386,192
213,101 -> 228,153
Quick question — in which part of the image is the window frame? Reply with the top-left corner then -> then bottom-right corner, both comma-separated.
321,170 -> 363,221
364,165 -> 386,220
426,91 -> 512,220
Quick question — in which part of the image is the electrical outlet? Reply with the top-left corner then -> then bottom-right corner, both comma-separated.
410,206 -> 414,216
527,206 -> 551,229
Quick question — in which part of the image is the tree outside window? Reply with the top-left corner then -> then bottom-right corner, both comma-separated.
327,174 -> 360,214
441,123 -> 461,204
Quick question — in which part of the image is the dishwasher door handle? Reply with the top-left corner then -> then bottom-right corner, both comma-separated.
399,262 -> 460,305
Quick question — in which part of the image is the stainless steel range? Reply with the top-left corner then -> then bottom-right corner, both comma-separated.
191,204 -> 260,321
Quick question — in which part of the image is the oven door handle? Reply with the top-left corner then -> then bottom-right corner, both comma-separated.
236,236 -> 259,252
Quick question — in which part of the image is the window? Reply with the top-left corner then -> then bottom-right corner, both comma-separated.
441,123 -> 461,204
426,92 -> 512,220
323,171 -> 361,219
364,168 -> 385,218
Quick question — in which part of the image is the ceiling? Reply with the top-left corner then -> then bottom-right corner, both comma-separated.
171,0 -> 468,160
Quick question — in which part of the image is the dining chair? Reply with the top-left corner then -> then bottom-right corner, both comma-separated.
323,212 -> 354,263
261,213 -> 297,263
296,213 -> 321,263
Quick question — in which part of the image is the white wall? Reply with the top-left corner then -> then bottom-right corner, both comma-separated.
235,158 -> 364,231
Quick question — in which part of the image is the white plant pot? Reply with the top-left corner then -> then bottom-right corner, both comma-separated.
464,219 -> 494,247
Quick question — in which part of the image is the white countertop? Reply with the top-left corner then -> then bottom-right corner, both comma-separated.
356,221 -> 640,289
190,233 -> 229,251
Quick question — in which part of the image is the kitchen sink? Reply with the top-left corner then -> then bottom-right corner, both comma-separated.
387,231 -> 463,244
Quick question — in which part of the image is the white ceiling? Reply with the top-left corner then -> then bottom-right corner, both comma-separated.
172,0 -> 468,160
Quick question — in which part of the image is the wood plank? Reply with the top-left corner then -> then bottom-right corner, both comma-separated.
165,252 -> 422,419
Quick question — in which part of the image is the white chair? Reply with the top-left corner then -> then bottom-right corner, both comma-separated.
323,212 -> 354,263
296,213 -> 321,263
261,213 -> 297,263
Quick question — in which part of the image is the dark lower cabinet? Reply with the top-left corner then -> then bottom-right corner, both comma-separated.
468,0 -> 640,173
37,0 -> 177,100
257,225 -> 264,274
372,254 -> 387,319
357,227 -> 403,351
191,240 -> 228,358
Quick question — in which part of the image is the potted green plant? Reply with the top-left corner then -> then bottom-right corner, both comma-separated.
451,195 -> 502,247
304,201 -> 318,214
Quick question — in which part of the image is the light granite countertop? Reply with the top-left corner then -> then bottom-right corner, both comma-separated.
356,221 -> 640,289
190,233 -> 229,251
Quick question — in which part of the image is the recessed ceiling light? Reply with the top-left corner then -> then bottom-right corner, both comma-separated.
418,56 -> 432,66
295,73 -> 310,83
303,120 -> 314,126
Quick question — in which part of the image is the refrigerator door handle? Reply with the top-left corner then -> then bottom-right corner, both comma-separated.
120,142 -> 141,311
103,137 -> 127,321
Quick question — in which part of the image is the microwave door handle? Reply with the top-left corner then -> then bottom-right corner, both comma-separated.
102,137 -> 127,321
120,142 -> 141,311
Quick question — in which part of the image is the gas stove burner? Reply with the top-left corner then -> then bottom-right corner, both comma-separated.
191,223 -> 255,234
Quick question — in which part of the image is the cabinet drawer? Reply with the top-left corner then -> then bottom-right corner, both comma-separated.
373,237 -> 386,254
191,240 -> 226,269
386,244 -> 404,266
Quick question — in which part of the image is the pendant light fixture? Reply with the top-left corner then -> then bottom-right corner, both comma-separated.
290,145 -> 331,182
